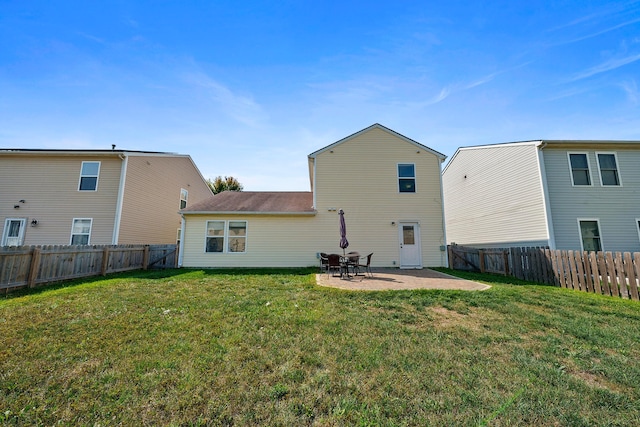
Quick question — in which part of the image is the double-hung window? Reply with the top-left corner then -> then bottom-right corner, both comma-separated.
578,219 -> 602,252
568,153 -> 591,186
180,189 -> 188,209
596,153 -> 621,186
206,220 -> 247,253
398,164 -> 416,193
78,161 -> 100,191
71,218 -> 92,245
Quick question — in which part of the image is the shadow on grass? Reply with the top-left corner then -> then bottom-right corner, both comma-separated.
431,267 -> 552,287
1,267 -> 320,300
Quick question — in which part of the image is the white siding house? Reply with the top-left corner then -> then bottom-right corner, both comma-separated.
180,124 -> 448,268
442,140 -> 640,252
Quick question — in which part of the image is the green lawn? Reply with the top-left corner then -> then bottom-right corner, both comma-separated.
1,268 -> 639,426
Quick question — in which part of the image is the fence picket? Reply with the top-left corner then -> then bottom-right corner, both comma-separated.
0,244 -> 177,292
575,251 -> 586,291
623,252 -> 638,301
615,252 -> 628,299
446,245 -> 640,301
589,252 -> 601,295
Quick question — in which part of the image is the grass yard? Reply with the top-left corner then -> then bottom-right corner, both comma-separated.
1,268 -> 639,426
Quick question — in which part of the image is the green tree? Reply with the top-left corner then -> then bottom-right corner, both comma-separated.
207,176 -> 244,194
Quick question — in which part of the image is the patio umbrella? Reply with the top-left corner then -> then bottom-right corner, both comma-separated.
338,209 -> 349,255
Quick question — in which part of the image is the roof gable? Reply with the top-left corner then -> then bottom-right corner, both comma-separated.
308,123 -> 446,160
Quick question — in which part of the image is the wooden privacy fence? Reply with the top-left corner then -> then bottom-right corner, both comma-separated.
0,244 -> 177,292
448,245 -> 640,301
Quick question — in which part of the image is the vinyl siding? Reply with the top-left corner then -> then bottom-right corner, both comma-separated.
0,155 -> 120,245
313,127 -> 446,267
118,155 -> 213,244
442,143 -> 549,248
181,126 -> 447,268
181,214 -> 320,267
543,147 -> 640,252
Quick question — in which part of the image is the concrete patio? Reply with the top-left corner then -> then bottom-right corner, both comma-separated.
316,268 -> 491,291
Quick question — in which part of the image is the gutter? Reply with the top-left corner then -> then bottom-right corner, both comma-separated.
180,211 -> 317,216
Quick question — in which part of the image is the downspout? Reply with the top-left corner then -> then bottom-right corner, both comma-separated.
178,214 -> 186,267
312,157 -> 317,209
536,142 -> 556,249
438,157 -> 449,267
112,153 -> 128,244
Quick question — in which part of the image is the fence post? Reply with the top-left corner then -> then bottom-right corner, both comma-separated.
447,245 -> 453,269
478,250 -> 485,273
143,245 -> 150,270
503,250 -> 510,276
27,247 -> 41,288
101,247 -> 110,276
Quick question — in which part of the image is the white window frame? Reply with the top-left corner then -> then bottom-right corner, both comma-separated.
78,161 -> 101,191
577,218 -> 603,252
567,152 -> 593,187
2,218 -> 26,246
180,188 -> 188,210
596,152 -> 622,187
636,218 -> 640,245
204,220 -> 247,254
70,218 -> 93,245
397,163 -> 416,193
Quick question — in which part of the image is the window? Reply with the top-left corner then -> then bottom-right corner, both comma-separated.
228,221 -> 247,252
2,218 -> 26,246
78,161 -> 100,191
568,153 -> 591,186
206,221 -> 225,252
205,220 -> 247,253
597,153 -> 621,186
637,219 -> 640,245
578,219 -> 602,252
398,164 -> 416,193
180,188 -> 188,209
71,218 -> 92,245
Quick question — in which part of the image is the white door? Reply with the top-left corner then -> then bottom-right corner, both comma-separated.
2,218 -> 26,246
399,222 -> 422,269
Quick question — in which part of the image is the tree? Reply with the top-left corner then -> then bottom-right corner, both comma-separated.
207,176 -> 244,194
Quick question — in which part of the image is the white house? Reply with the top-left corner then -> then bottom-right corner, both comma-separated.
442,140 -> 640,252
179,124 -> 448,268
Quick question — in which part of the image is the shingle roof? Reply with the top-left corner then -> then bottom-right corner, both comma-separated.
182,191 -> 315,214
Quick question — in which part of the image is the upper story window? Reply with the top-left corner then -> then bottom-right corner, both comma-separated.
71,218 -> 92,245
78,161 -> 100,191
596,153 -> 621,186
205,220 -> 247,253
398,164 -> 416,193
568,153 -> 591,186
180,188 -> 188,209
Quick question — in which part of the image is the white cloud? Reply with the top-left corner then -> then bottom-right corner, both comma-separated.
183,71 -> 267,127
569,52 -> 640,81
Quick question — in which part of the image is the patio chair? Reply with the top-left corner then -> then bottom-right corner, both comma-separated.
319,253 -> 329,273
355,253 -> 374,278
326,254 -> 342,277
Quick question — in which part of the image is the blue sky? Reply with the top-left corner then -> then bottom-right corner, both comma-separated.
1,1 -> 640,190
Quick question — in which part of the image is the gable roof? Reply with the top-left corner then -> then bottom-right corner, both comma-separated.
182,191 -> 315,215
307,123 -> 446,160
443,139 -> 640,174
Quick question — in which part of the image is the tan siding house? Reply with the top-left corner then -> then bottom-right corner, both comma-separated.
0,149 -> 212,246
180,124 -> 448,268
